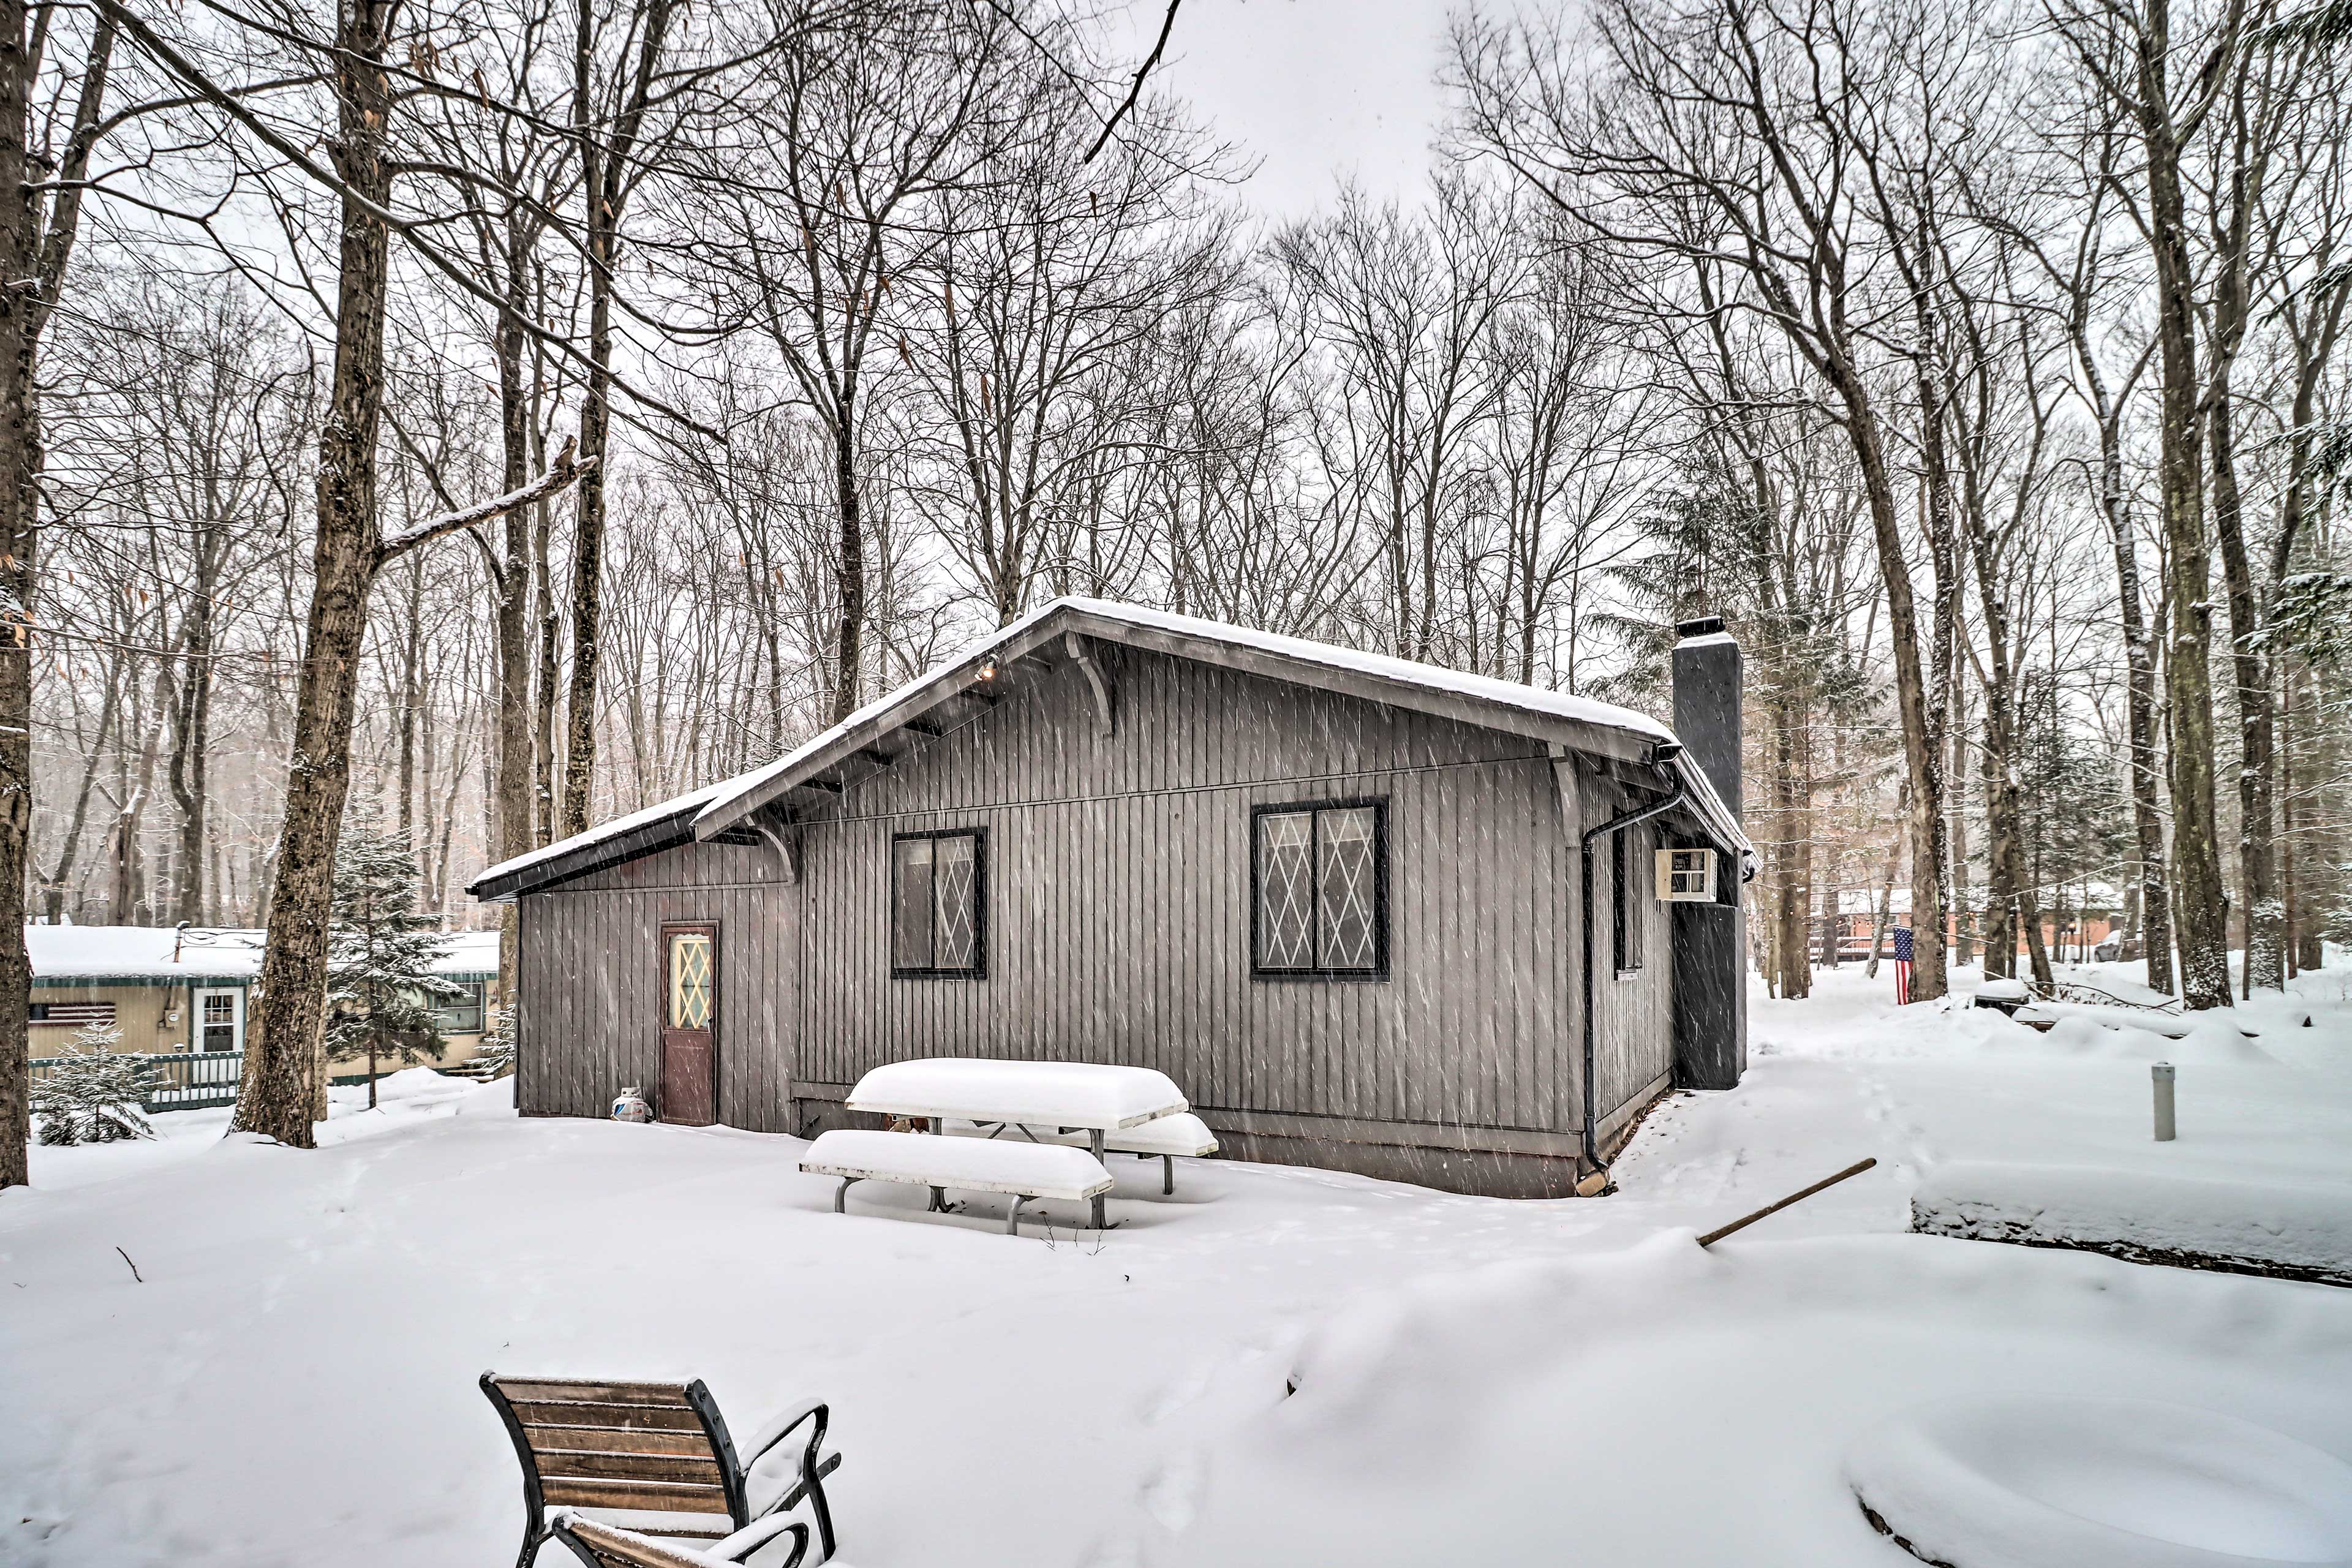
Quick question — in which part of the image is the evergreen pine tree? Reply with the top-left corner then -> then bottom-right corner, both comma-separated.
325,815 -> 455,1109
30,1020 -> 157,1145
473,1004 -> 516,1081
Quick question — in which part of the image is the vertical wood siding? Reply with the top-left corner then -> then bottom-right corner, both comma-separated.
513,642 -> 1682,1147
514,839 -> 798,1130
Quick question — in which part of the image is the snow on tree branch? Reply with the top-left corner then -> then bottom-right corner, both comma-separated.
376,440 -> 592,564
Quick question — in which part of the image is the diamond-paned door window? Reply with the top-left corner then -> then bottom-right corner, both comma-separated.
891,830 -> 986,976
668,932 -> 714,1029
1255,801 -> 1387,977
1257,812 -> 1316,968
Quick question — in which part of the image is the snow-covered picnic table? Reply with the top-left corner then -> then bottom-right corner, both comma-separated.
836,1058 -> 1194,1228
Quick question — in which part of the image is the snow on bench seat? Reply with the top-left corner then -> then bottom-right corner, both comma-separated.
948,1112 -> 1218,1157
845,1058 -> 1186,1130
801,1129 -> 1113,1235
801,1129 -> 1113,1200
946,1112 -> 1219,1197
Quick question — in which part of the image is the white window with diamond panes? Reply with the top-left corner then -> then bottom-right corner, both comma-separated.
668,932 -> 714,1028
892,830 -> 985,976
1254,801 -> 1387,977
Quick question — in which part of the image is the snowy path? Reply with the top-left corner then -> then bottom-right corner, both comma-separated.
4,965 -> 2350,1567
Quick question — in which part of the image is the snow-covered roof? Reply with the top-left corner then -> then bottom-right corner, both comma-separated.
470,597 -> 1749,901
26,924 -> 503,982
432,930 -> 502,976
469,780 -> 734,899
28,925 -> 265,981
690,598 -> 1685,834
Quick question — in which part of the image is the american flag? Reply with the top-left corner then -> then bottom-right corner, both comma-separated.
31,1001 -> 118,1027
1892,925 -> 1914,1005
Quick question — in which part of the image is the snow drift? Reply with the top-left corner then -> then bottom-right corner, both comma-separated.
1911,1162 -> 2352,1284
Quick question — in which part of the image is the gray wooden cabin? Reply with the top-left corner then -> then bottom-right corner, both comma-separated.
470,600 -> 1751,1198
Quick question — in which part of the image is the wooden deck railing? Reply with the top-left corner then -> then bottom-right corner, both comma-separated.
28,1050 -> 244,1113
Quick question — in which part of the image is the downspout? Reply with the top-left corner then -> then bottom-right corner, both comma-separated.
1578,744 -> 1686,1188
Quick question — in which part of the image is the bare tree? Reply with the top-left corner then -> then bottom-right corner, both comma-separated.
696,0 -> 1019,721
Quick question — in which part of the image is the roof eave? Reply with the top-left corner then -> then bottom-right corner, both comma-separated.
466,811 -> 699,902
691,603 -> 1662,840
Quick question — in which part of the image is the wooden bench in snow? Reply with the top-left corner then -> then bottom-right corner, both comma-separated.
479,1373 -> 840,1568
799,1128 -> 1113,1236
945,1112 -> 1218,1196
844,1058 -> 1188,1226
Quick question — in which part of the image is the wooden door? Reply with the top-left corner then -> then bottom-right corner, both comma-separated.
659,922 -> 717,1125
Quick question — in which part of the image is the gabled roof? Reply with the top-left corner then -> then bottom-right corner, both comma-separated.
469,597 -> 1748,902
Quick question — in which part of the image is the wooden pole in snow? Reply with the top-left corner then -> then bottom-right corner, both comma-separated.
1697,1158 -> 1879,1248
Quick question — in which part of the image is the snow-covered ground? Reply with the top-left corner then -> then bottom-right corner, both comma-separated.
4,965 -> 2349,1567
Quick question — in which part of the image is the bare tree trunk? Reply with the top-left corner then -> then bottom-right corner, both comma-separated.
42,672 -> 119,922
533,489 -> 559,848
1979,725 -> 2013,978
1949,681 -> 1973,968
560,69 -> 611,842
167,600 -> 214,924
1844,403 -> 1950,1000
832,404 -> 864,723
2211,381 -> 2280,993
0,0 -> 34,1188
236,0 -> 399,1148
2134,0 -> 2231,1008
494,258 -> 534,1016
396,570 -> 422,847
2087,345 -> 2174,993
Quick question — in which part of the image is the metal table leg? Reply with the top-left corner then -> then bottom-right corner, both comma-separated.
1005,1194 -> 1030,1236
1163,1153 -> 1174,1196
1089,1128 -> 1108,1229
833,1177 -> 859,1214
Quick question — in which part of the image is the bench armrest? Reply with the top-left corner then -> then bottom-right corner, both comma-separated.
741,1396 -> 829,1472
710,1513 -> 812,1567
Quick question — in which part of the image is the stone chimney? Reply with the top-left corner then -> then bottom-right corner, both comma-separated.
1669,614 -> 1746,1091
1672,615 -> 1742,821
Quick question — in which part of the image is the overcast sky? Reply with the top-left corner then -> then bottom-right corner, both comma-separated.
1112,0 -> 1464,218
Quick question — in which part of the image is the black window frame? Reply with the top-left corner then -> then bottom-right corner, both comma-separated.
889,826 -> 989,979
1249,797 -> 1391,981
1613,824 -> 1646,974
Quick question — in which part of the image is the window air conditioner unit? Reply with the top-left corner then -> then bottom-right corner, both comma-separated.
1656,846 -> 1717,902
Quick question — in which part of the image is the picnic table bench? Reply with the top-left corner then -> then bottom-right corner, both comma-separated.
804,1058 -> 1207,1231
944,1111 -> 1218,1196
799,1129 -> 1112,1235
843,1058 -> 1188,1229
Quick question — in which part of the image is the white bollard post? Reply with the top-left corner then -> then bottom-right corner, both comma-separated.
2152,1062 -> 2176,1142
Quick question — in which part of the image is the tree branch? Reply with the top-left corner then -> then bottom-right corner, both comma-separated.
377,442 -> 590,564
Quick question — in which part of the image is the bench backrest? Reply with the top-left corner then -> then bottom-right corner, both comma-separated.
481,1374 -> 746,1525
